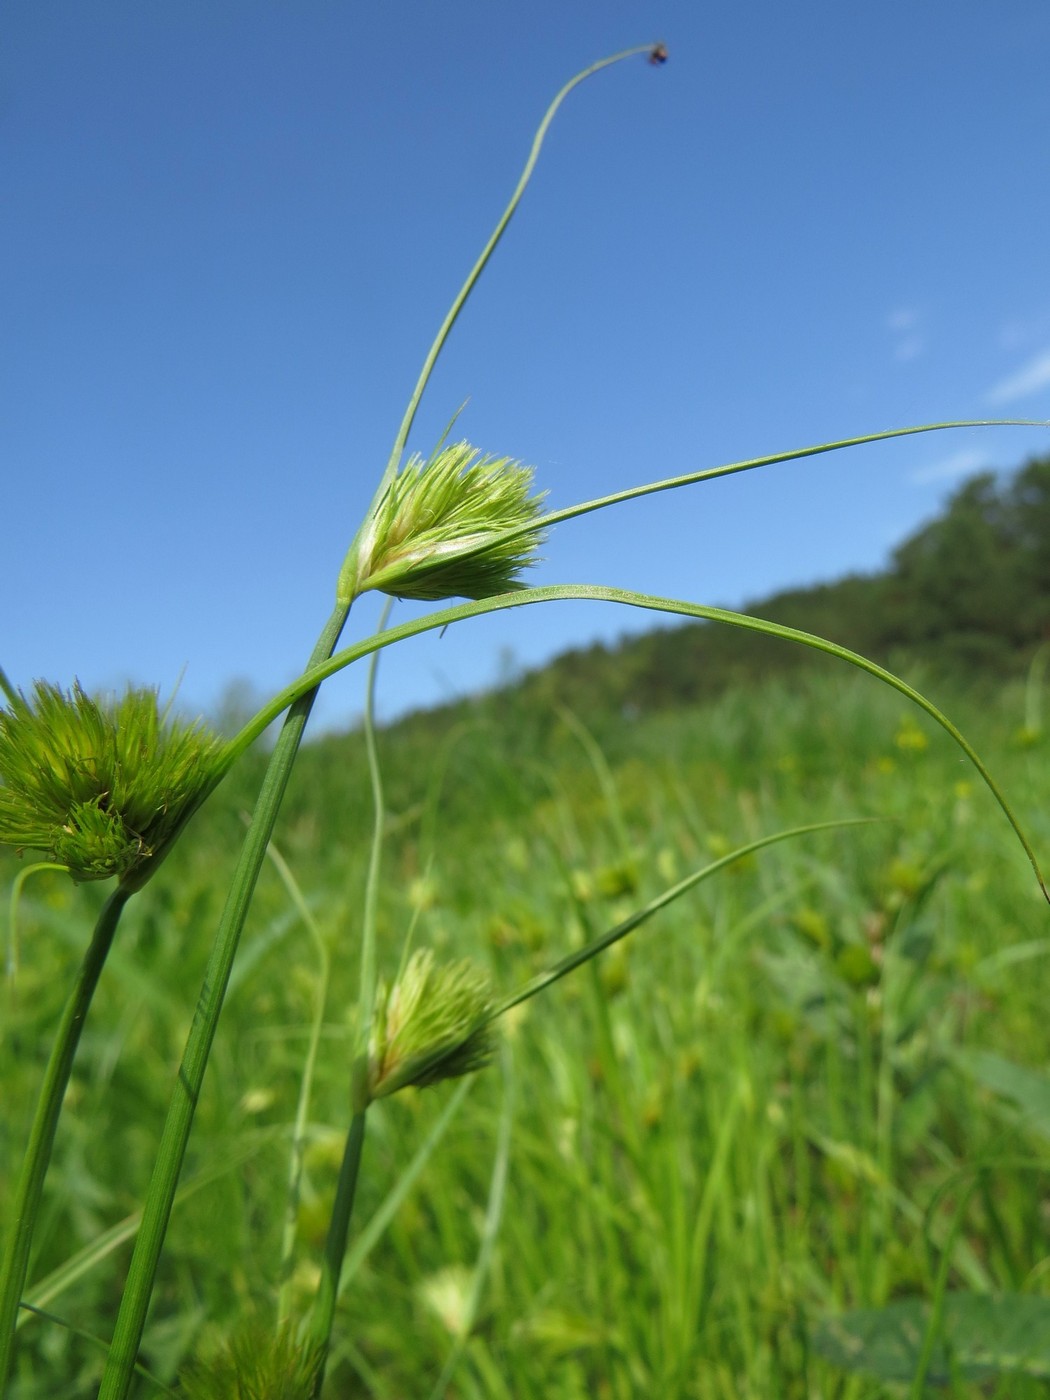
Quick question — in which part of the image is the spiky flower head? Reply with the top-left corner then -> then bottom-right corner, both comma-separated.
178,1321 -> 323,1400
368,948 -> 496,1101
0,681 -> 226,888
338,440 -> 546,604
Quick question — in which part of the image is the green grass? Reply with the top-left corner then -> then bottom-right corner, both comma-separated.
3,661 -> 1049,1396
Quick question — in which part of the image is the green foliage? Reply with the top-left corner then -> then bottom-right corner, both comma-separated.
891,458 -> 1050,650
0,682 -> 225,887
4,665 -> 1048,1395
4,28 -> 1046,1392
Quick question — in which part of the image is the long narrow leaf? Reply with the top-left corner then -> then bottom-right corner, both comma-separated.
226,585 -> 1048,901
491,818 -> 877,1018
531,419 -> 1050,544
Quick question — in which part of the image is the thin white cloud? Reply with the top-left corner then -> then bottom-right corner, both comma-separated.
998,318 -> 1029,352
997,312 -> 1050,352
894,335 -> 924,362
909,449 -> 989,486
885,306 -> 925,361
986,348 -> 1050,406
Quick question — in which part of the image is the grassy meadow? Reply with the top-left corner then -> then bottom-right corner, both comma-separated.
3,656 -> 1050,1397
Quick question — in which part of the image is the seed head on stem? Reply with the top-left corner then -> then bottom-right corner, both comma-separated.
367,948 -> 496,1101
337,440 -> 546,605
0,681 -> 225,889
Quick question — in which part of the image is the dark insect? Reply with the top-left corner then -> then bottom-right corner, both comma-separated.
648,43 -> 668,65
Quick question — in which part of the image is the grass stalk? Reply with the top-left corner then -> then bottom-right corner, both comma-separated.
306,603 -> 390,1392
92,43 -> 651,1386
0,882 -> 130,1391
262,839 -> 332,1330
336,44 -> 657,604
336,1079 -> 475,1300
309,1108 -> 368,1398
20,1302 -> 178,1396
97,602 -> 350,1400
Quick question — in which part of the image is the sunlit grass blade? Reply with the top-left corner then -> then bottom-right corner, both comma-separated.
0,664 -> 17,707
341,414 -> 1047,596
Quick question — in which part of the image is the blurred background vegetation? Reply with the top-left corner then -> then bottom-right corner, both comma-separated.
3,455 -> 1050,1396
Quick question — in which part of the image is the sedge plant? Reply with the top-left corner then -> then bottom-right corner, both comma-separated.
0,681 -> 229,1391
0,40 -> 1046,1397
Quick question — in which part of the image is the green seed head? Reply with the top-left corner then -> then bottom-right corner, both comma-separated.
178,1321 -> 323,1400
339,440 -> 546,604
0,681 -> 226,888
368,948 -> 496,1101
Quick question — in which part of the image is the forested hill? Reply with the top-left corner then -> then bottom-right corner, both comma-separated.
391,452 -> 1050,735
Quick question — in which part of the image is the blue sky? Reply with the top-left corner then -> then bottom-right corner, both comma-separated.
4,2 -> 1050,731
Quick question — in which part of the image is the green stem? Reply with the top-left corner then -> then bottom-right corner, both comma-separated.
336,43 -> 656,603
380,44 -> 652,482
16,1302 -> 177,1397
309,1106 -> 368,1399
0,883 -> 130,1392
97,603 -> 350,1400
306,603 -> 391,1388
264,839 -> 331,1331
356,601 -> 393,1071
